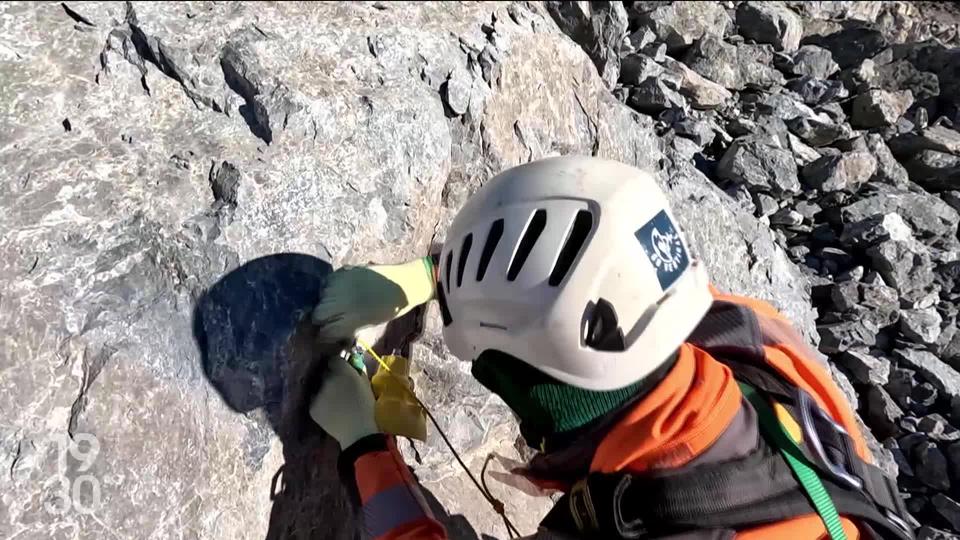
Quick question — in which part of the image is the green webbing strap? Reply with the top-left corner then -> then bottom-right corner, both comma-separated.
738,382 -> 848,540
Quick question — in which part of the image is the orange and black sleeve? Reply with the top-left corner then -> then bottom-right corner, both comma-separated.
339,434 -> 448,540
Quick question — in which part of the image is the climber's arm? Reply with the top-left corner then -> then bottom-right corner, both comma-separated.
340,434 -> 448,540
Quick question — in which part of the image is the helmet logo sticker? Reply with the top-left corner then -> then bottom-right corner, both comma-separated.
635,210 -> 689,291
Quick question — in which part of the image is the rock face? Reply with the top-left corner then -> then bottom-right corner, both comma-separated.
545,1 -> 627,89
5,1 -> 960,538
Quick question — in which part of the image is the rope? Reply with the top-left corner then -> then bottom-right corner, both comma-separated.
356,338 -> 521,539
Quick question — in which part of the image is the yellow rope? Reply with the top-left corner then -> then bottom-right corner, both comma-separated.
355,338 -> 521,539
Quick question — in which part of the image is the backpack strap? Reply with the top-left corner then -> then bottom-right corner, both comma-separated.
540,437 -> 914,540
539,301 -> 916,540
738,381 -> 846,539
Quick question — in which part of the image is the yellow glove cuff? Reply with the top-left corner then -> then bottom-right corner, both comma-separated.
368,257 -> 437,318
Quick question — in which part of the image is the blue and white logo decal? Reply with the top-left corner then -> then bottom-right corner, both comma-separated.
635,210 -> 689,291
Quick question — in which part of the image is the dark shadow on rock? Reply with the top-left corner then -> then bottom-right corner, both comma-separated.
193,252 -> 465,539
193,253 -> 359,539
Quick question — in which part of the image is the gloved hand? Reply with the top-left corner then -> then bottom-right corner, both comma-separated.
311,257 -> 436,342
309,359 -> 379,449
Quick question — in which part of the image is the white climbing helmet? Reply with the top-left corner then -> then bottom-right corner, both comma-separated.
438,156 -> 712,391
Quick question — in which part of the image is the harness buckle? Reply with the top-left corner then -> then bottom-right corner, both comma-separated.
795,388 -> 864,491
884,508 -> 915,539
568,478 -> 599,533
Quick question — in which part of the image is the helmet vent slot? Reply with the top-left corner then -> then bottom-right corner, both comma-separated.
444,250 -> 454,292
507,209 -> 547,281
476,219 -> 504,281
456,234 -> 473,287
549,210 -> 593,286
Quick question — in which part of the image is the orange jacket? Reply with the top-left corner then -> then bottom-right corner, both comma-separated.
339,288 -> 871,539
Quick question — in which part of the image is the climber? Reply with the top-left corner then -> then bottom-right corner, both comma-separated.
308,156 -> 916,540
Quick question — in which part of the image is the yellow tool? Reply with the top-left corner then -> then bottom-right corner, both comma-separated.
371,354 -> 428,441
345,345 -> 428,442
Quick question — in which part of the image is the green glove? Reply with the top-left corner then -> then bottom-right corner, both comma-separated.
309,359 -> 379,449
311,257 -> 436,342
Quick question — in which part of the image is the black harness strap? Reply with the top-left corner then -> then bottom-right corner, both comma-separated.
540,442 -> 914,540
539,301 -> 916,540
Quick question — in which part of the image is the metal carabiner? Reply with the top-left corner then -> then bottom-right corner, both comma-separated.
795,388 -> 864,491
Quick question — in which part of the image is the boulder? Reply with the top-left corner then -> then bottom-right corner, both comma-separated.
624,26 -> 657,54
841,212 -> 913,248
660,57 -> 733,109
828,280 -> 860,311
761,92 -> 828,123
788,44 -> 839,79
801,151 -> 877,192
787,133 -> 823,166
850,89 -> 914,129
889,125 -> 960,158
866,239 -> 936,300
918,526 -> 960,540
914,441 -> 951,491
803,24 -> 888,69
794,200 -> 821,221
843,189 -> 960,241
863,386 -> 904,440
886,368 -> 920,411
619,53 -> 666,86
895,348 -> 960,402
717,137 -> 801,195
627,77 -> 686,114
900,307 -> 944,345
944,331 -> 960,370
912,383 -> 941,416
859,282 -> 901,327
626,1 -> 732,53
933,493 -> 960,531
683,37 -> 784,91
770,208 -> 803,227
787,1 -> 883,23
942,191 -> 960,213
672,114 -> 720,147
786,116 -> 852,147
919,414 -> 960,442
838,349 -> 890,385
735,1 -> 803,53
753,192 -> 780,218
873,59 -> 941,102
785,76 -> 849,106
903,151 -> 960,193
818,320 -> 878,354
948,442 -> 960,488
864,133 -> 910,186
545,1 -> 628,89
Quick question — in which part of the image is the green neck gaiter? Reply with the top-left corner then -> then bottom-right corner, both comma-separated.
471,351 -> 645,451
